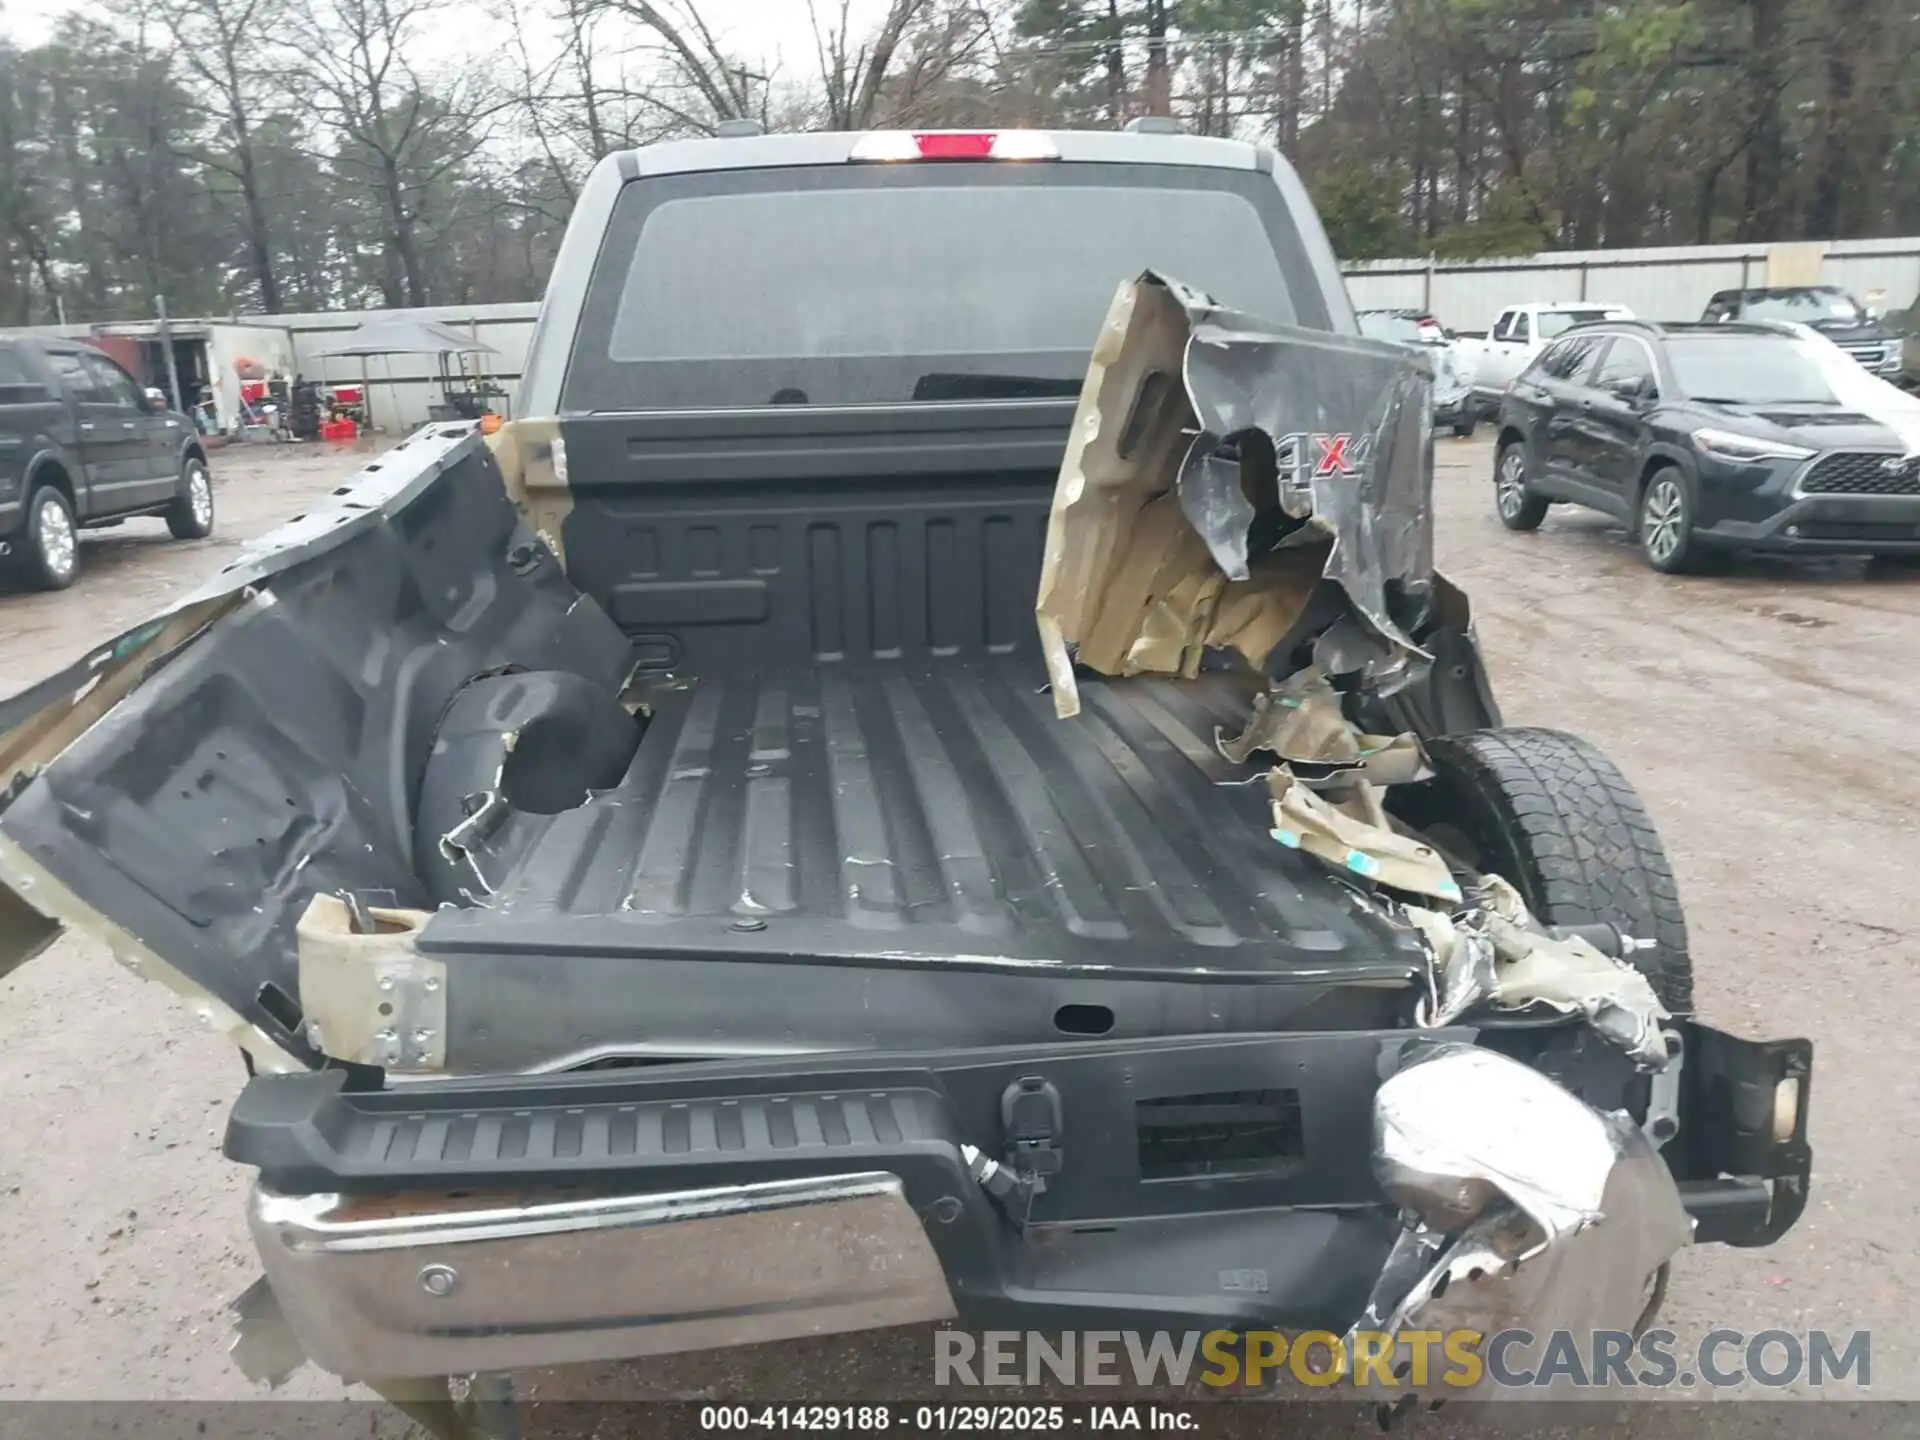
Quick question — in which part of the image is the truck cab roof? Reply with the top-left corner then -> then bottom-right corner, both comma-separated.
520,126 -> 1352,417
609,126 -> 1277,179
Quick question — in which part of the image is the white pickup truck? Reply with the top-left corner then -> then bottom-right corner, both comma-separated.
1456,301 -> 1634,418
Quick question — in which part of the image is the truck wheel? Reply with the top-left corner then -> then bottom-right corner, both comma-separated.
1452,416 -> 1477,438
1394,727 -> 1694,1016
10,485 -> 80,590
1494,439 -> 1549,531
166,457 -> 215,540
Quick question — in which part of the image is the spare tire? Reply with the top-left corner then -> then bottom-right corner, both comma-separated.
1391,727 -> 1693,1016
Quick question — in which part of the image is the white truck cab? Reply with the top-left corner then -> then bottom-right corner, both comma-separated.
1462,301 -> 1635,413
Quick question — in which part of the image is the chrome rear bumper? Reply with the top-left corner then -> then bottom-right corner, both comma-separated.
248,1173 -> 956,1380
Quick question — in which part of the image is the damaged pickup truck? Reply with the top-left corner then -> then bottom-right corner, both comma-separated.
0,129 -> 1810,1408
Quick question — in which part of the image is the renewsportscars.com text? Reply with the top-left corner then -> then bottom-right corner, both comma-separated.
934,1328 -> 1871,1390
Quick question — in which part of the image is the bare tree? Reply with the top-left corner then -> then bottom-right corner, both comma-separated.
811,0 -> 937,130
6,0 -> 1920,318
289,0 -> 495,305
584,0 -> 756,123
158,0 -> 293,310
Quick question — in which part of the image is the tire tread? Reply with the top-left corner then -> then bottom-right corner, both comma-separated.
1423,727 -> 1693,1015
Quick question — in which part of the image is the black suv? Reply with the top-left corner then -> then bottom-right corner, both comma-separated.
1492,319 -> 1920,572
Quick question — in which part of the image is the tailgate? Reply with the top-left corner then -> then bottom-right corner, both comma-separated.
227,1030 -> 1431,1378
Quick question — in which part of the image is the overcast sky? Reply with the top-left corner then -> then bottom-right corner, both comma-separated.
1,0 -> 893,83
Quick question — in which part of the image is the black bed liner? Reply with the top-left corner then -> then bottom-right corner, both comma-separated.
431,661 -> 1421,982
0,426 -> 1424,1074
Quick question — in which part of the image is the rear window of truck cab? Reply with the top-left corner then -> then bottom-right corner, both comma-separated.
561,162 -> 1331,412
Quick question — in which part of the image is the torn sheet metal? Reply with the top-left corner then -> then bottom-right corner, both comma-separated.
1407,903 -> 1498,1029
1351,1044 -> 1693,1399
1406,875 -> 1672,1068
488,415 -> 573,560
1268,771 -> 1461,903
1489,916 -> 1672,1068
1473,874 -> 1670,1067
1218,664 -> 1430,784
1037,272 -> 1439,719
0,829 -> 305,1074
1178,282 -> 1434,661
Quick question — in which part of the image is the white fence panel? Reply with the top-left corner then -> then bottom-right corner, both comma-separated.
1343,237 -> 1920,331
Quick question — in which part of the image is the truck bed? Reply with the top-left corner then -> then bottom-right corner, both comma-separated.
435,658 -> 1417,972
420,658 -> 1422,1070
0,424 -> 1419,1076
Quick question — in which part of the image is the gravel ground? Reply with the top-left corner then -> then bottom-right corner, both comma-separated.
0,433 -> 1914,1418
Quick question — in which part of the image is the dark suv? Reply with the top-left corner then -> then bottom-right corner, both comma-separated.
1492,319 -> 1920,572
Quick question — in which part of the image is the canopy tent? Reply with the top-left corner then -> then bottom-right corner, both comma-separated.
317,316 -> 499,358
315,317 -> 500,430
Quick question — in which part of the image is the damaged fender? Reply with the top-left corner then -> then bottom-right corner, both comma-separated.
1036,271 -> 1452,718
0,425 -> 633,1067
1350,1043 -> 1694,1398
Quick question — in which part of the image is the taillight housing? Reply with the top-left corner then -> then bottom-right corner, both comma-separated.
849,130 -> 1060,163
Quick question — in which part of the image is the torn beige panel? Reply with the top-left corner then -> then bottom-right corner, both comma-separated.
1035,277 -> 1326,716
1410,875 -> 1671,1066
1268,771 -> 1462,903
0,832 -> 304,1073
1219,665 -> 1430,784
297,894 -> 446,1072
488,416 -> 572,562
1203,542 -> 1328,666
1485,911 -> 1670,1067
1220,669 -> 1352,765
1087,504 -> 1325,684
1079,492 -> 1222,679
1036,277 -> 1203,719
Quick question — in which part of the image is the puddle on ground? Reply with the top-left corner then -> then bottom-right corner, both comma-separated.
1743,602 -> 1834,629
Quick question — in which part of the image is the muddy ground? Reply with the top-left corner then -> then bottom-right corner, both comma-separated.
0,435 -> 1913,1414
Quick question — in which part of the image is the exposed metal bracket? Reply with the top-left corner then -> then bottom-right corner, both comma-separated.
1643,1027 -> 1685,1150
296,892 -> 446,1072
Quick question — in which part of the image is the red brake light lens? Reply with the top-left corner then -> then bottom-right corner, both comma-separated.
848,130 -> 1060,162
916,132 -> 995,159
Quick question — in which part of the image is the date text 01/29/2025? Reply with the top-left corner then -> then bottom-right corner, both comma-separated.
698,1405 -> 1194,1431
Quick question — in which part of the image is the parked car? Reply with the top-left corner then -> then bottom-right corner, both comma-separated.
1454,301 -> 1635,420
1491,318 -> 1920,571
1882,294 -> 1920,390
0,335 -> 214,590
0,129 -> 1810,1399
1356,308 -> 1476,434
1702,286 -> 1901,379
